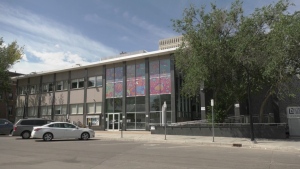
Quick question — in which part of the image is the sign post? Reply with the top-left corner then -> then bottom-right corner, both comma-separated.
162,101 -> 167,140
211,99 -> 214,142
120,120 -> 123,138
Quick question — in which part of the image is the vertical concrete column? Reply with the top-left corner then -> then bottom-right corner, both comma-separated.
15,79 -> 19,121
38,76 -> 43,118
66,71 -> 71,122
25,78 -> 30,118
122,62 -> 127,131
145,58 -> 150,130
170,54 -> 176,123
51,74 -> 56,120
101,65 -> 106,130
83,68 -> 88,126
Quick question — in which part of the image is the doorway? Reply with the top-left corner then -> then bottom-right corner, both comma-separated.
107,113 -> 120,130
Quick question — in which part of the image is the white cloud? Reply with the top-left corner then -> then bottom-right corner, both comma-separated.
0,4 -> 118,74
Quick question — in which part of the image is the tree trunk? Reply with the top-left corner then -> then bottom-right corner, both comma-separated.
259,92 -> 272,123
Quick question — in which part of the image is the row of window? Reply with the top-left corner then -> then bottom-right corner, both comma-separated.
18,76 -> 103,95
15,102 -> 102,116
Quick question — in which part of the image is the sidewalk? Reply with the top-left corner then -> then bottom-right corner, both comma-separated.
94,130 -> 300,152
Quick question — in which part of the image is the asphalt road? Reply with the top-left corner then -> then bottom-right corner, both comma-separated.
0,135 -> 300,169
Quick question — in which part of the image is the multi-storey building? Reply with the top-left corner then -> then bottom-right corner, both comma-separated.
11,36 -> 300,135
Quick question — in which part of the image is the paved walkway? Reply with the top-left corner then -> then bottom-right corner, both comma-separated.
95,130 -> 300,152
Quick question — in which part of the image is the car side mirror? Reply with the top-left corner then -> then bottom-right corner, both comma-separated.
4,122 -> 8,125
76,127 -> 79,129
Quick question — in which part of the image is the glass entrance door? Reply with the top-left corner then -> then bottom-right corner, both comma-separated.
107,113 -> 120,130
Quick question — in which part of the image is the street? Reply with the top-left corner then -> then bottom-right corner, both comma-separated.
0,135 -> 300,169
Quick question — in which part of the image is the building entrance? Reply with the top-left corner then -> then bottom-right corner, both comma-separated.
107,113 -> 120,130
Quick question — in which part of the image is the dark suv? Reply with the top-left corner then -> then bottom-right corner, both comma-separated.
0,119 -> 13,135
12,118 -> 53,139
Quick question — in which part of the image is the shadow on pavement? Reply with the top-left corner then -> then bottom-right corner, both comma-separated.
34,138 -> 100,142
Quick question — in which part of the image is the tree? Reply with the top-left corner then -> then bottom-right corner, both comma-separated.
0,37 -> 23,118
172,0 -> 300,122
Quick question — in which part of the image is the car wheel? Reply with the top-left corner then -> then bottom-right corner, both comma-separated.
43,133 -> 53,141
21,131 -> 31,139
81,132 -> 90,140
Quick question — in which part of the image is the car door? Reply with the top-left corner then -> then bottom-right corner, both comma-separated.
0,119 -> 10,134
63,123 -> 81,138
48,123 -> 65,139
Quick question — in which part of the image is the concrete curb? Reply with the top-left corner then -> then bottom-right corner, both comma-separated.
95,134 -> 300,152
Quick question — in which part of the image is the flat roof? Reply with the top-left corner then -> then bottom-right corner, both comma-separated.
12,48 -> 176,80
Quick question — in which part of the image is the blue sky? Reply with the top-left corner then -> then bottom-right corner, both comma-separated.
1,0 -> 299,74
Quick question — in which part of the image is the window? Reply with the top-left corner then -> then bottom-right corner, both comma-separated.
41,106 -> 52,115
8,106 -> 12,116
71,78 -> 84,89
18,86 -> 27,95
88,77 -> 95,87
16,107 -> 23,116
88,76 -> 102,87
42,83 -> 53,93
56,80 -> 68,91
96,76 -> 102,87
70,104 -> 84,114
28,107 -> 38,117
55,105 -> 67,115
30,85 -> 36,94
8,93 -> 13,100
87,102 -> 102,114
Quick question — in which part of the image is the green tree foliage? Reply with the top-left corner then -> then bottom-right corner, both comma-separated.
172,0 -> 300,122
0,37 -> 23,96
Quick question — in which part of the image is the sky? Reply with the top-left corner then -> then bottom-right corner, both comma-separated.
1,0 -> 300,74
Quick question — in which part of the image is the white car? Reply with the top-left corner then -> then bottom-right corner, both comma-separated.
31,122 -> 95,141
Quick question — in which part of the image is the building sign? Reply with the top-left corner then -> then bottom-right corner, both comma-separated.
287,107 -> 300,118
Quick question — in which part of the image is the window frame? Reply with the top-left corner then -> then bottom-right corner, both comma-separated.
88,76 -> 103,88
71,78 -> 85,89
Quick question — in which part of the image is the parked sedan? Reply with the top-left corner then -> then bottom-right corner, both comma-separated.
31,122 -> 95,141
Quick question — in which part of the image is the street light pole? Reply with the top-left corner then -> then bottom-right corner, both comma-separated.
211,99 -> 214,142
246,71 -> 255,141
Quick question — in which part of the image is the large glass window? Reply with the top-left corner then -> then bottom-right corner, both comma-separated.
106,99 -> 114,113
136,96 -> 145,112
160,94 -> 171,111
126,113 -> 145,130
150,95 -> 160,111
114,98 -> 122,112
150,59 -> 171,95
126,113 -> 135,129
126,97 -> 135,112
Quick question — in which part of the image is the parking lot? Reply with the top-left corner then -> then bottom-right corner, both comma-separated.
1,135 -> 300,169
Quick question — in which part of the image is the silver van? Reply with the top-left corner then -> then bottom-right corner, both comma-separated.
12,118 -> 53,139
